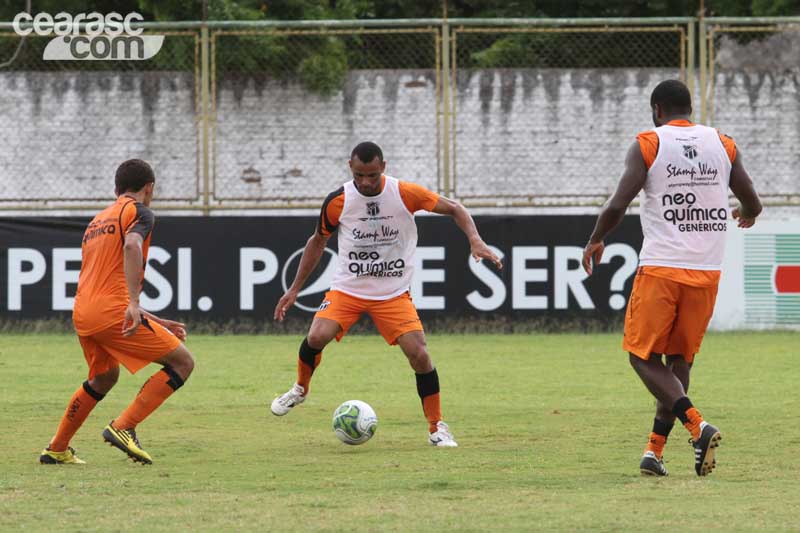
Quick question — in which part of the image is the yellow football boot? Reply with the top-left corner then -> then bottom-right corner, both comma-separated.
39,447 -> 86,464
102,422 -> 153,465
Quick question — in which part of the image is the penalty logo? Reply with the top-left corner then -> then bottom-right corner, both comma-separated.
281,247 -> 337,312
12,11 -> 164,61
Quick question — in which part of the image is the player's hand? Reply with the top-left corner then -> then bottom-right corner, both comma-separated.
157,317 -> 187,341
168,325 -> 187,342
732,206 -> 756,228
274,289 -> 298,322
470,240 -> 503,270
122,300 -> 142,337
142,312 -> 187,341
582,241 -> 605,275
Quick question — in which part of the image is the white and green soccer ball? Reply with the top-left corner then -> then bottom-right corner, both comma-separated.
332,400 -> 377,445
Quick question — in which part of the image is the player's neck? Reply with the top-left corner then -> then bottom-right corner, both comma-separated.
659,114 -> 692,126
119,191 -> 146,204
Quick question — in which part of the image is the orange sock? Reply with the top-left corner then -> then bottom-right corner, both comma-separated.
416,369 -> 441,433
114,368 -> 184,430
645,433 -> 668,459
50,382 -> 104,452
422,393 -> 442,433
645,418 -> 674,459
297,353 -> 321,393
672,397 -> 705,441
683,407 -> 705,441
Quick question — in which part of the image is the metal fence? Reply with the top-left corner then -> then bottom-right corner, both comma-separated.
702,17 -> 800,207
449,19 -> 691,205
0,28 -> 201,209
0,17 -> 797,212
211,25 -> 440,207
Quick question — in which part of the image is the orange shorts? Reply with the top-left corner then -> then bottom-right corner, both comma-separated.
77,317 -> 181,379
314,290 -> 423,345
623,270 -> 719,363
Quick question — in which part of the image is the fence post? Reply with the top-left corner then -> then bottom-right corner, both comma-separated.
440,21 -> 452,198
687,20 -> 696,120
698,18 -> 707,124
200,25 -> 211,215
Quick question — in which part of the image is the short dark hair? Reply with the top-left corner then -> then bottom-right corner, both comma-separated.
650,79 -> 692,115
115,159 -> 155,194
351,142 -> 383,163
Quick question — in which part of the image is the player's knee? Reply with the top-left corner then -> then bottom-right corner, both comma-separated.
306,331 -> 331,349
181,352 -> 196,378
171,351 -> 195,381
666,354 -> 688,370
405,344 -> 430,365
89,368 -> 119,394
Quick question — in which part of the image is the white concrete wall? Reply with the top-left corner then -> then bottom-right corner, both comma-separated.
0,66 -> 797,204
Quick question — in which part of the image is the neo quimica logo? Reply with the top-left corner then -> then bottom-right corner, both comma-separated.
13,11 -> 164,60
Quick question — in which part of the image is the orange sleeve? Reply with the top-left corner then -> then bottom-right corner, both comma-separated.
317,188 -> 344,237
718,131 -> 737,163
398,181 -> 440,213
636,131 -> 659,170
119,200 -> 138,234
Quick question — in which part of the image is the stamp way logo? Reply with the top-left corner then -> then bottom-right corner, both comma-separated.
12,11 -> 164,61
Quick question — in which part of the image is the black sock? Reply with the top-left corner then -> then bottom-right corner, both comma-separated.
671,396 -> 693,424
652,417 -> 674,438
415,368 -> 440,400
299,337 -> 322,370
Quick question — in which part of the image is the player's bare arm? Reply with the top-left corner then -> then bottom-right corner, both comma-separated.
728,148 -> 763,228
274,231 -> 332,321
432,196 -> 503,269
583,140 -> 648,275
122,231 -> 145,337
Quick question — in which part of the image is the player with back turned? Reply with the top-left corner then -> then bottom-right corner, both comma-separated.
39,159 -> 196,465
583,80 -> 762,476
271,141 -> 502,447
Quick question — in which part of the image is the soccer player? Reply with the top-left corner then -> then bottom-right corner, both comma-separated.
39,159 -> 195,465
582,80 -> 762,476
272,141 -> 502,447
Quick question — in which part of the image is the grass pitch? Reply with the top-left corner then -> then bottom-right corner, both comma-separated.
1,332 -> 798,531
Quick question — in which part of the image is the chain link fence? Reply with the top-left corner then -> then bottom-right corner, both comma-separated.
450,22 -> 689,205
705,19 -> 800,204
0,18 -> 798,212
0,28 -> 200,208
211,27 -> 439,207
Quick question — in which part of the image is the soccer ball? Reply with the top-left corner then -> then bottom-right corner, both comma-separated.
332,400 -> 377,445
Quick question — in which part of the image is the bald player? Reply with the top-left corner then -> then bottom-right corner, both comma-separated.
39,159 -> 195,465
272,141 -> 502,447
583,80 -> 762,477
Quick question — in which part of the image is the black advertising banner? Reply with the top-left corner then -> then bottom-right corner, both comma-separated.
0,216 -> 642,322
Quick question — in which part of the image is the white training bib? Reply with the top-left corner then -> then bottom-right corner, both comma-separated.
638,124 -> 732,270
331,176 -> 418,300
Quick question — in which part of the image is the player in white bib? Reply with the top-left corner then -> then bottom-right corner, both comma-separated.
271,142 -> 502,447
583,80 -> 762,476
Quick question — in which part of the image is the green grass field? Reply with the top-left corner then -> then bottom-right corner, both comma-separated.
1,332 -> 798,531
